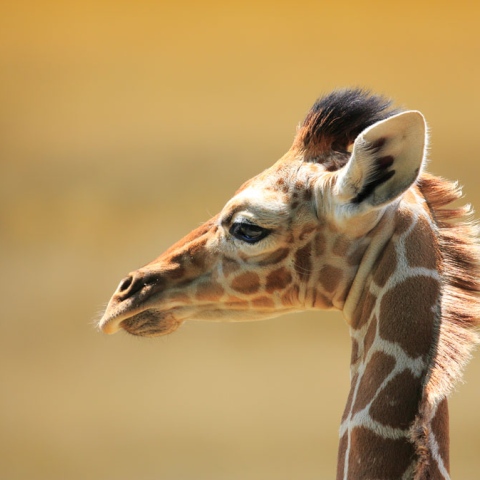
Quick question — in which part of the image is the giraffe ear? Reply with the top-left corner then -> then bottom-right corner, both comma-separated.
334,111 -> 427,208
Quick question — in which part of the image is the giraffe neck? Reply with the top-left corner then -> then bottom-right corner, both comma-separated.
337,201 -> 450,479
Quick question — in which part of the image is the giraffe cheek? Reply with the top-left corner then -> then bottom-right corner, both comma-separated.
221,256 -> 241,276
265,267 -> 293,293
194,281 -> 225,302
231,272 -> 261,295
165,292 -> 191,305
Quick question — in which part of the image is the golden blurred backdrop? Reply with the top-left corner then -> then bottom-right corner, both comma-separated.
1,1 -> 479,479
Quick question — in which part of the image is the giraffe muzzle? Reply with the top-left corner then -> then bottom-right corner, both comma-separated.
99,270 -> 169,335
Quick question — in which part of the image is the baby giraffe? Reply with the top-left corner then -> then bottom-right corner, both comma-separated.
99,89 -> 480,479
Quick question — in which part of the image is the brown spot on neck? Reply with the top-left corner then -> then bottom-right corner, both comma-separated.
394,207 -> 415,235
370,369 -> 423,429
347,427 -> 415,479
404,215 -> 439,269
379,276 -> 439,359
351,351 -> 396,415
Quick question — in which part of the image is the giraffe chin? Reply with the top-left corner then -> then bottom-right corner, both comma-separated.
120,310 -> 182,338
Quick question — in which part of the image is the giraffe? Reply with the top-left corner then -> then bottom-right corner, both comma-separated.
99,89 -> 480,479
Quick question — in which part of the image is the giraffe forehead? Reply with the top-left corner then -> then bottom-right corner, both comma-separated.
238,159 -> 326,195
222,185 -> 292,227
222,163 -> 324,226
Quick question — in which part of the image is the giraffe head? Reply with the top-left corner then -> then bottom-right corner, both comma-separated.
99,90 -> 426,337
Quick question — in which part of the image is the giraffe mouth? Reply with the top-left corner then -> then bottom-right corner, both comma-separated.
119,310 -> 182,337
99,299 -> 183,337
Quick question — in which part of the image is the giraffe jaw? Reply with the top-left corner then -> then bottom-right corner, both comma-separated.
99,300 -> 292,337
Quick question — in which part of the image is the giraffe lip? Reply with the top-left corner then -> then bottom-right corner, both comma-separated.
98,292 -> 153,334
98,306 -> 145,334
99,305 -> 181,337
120,310 -> 181,337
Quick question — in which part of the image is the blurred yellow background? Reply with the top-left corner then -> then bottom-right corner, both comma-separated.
1,1 -> 479,479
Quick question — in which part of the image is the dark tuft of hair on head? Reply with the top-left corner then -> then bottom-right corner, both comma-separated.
292,88 -> 400,169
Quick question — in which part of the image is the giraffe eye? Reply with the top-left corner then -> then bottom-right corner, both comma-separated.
229,222 -> 271,244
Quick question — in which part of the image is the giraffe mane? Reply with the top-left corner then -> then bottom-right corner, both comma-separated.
292,88 -> 399,169
413,172 -> 480,476
419,172 -> 480,400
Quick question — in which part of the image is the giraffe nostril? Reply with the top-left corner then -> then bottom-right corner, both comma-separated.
115,271 -> 165,302
116,273 -> 145,299
118,275 -> 133,293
